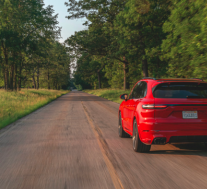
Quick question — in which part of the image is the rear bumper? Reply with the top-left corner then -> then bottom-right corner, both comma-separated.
169,135 -> 207,143
139,122 -> 207,145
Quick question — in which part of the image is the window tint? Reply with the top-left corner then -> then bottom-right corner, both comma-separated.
153,83 -> 207,98
130,81 -> 147,99
131,83 -> 140,99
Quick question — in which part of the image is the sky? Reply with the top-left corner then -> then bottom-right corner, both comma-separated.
44,0 -> 87,43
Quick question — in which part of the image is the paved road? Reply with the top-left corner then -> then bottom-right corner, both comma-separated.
1,91 -> 207,189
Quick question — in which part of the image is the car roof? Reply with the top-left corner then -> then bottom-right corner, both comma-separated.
141,77 -> 205,83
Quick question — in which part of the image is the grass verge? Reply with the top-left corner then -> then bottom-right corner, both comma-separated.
0,89 -> 69,130
83,89 -> 131,104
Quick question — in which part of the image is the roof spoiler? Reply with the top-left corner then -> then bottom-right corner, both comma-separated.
143,77 -> 203,81
189,78 -> 203,81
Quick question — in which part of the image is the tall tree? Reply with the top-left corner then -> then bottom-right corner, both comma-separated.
0,0 -> 69,90
162,0 -> 207,79
65,0 -> 132,90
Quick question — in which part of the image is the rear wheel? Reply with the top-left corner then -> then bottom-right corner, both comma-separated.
132,119 -> 151,153
204,143 -> 207,150
118,112 -> 130,138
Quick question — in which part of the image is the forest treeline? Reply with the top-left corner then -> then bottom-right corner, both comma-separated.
0,0 -> 70,91
65,0 -> 207,90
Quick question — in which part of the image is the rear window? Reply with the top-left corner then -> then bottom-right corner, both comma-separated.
153,82 -> 207,98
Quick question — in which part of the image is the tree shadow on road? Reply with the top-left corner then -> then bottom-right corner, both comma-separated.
58,96 -> 107,101
58,92 -> 108,101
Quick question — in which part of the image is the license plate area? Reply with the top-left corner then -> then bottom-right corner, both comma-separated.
182,111 -> 198,119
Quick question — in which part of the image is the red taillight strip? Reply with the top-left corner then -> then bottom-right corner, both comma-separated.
142,104 -> 168,109
154,105 -> 167,108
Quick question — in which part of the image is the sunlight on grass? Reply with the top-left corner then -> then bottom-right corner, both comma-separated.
0,89 -> 69,129
83,89 -> 131,104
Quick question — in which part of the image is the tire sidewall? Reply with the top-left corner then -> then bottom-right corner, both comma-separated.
118,112 -> 123,137
133,119 -> 139,151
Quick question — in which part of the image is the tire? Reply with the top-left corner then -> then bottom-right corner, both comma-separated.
132,119 -> 151,153
118,112 -> 130,138
204,143 -> 207,150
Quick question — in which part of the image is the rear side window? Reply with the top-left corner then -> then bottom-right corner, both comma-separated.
131,81 -> 147,99
153,83 -> 207,98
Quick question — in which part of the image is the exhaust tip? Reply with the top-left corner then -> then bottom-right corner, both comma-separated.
153,137 -> 166,145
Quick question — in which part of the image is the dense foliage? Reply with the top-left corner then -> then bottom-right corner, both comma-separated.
0,0 -> 70,91
65,0 -> 207,90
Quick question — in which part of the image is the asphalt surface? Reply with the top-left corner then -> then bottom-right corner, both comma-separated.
1,91 -> 207,189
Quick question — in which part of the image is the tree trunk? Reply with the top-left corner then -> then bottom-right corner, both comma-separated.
142,59 -> 148,77
141,41 -> 149,77
10,65 -> 14,91
2,67 -> 6,90
37,62 -> 39,90
17,74 -> 21,91
4,67 -> 8,90
97,72 -> 101,89
14,63 -> 17,91
1,41 -> 8,91
32,73 -> 36,89
47,68 -> 50,89
4,53 -> 9,90
17,62 -> 22,91
123,61 -> 130,90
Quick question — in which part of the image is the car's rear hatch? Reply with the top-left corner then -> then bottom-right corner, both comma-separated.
153,82 -> 207,130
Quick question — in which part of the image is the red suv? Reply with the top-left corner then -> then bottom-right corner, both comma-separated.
119,77 -> 207,152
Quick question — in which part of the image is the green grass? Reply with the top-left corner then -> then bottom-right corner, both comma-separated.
83,89 -> 131,103
0,89 -> 69,130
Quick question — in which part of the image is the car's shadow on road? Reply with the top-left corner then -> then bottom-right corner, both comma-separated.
149,143 -> 207,157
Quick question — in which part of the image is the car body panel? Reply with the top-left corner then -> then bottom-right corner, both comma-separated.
119,78 -> 207,145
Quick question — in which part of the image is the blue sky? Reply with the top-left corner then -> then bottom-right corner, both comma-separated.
44,0 -> 87,43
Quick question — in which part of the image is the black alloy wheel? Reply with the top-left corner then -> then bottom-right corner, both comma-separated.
132,119 -> 151,153
118,112 -> 130,138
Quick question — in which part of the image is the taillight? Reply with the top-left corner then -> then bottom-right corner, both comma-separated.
142,104 -> 154,109
142,104 -> 167,109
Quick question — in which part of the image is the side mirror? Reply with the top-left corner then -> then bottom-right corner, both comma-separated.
120,94 -> 128,101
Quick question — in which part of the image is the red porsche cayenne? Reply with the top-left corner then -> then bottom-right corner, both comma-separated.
119,77 -> 207,152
